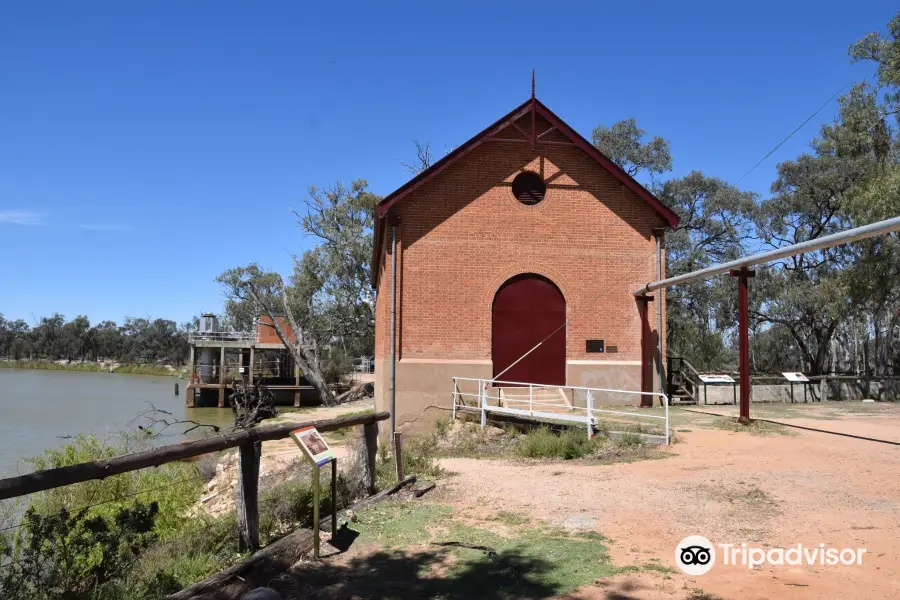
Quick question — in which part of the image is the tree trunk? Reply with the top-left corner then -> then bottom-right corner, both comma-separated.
874,311 -> 883,376
244,284 -> 336,406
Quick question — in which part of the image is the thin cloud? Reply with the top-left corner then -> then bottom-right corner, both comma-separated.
0,211 -> 43,225
78,223 -> 134,232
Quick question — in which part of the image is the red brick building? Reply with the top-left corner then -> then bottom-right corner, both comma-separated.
371,95 -> 679,433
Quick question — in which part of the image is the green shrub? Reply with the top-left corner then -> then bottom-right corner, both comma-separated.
259,479 -> 317,542
376,433 -> 444,486
118,515 -> 240,599
322,350 -> 352,384
515,427 -> 596,459
616,432 -> 646,448
25,434 -> 203,537
0,502 -> 159,600
0,434 -> 213,600
434,416 -> 451,438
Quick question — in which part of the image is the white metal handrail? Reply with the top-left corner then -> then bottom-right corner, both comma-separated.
189,331 -> 256,343
451,377 -> 670,444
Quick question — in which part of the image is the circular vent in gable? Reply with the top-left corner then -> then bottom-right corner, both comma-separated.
511,171 -> 546,205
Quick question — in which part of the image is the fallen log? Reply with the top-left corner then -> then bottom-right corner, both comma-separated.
412,482 -> 436,498
334,381 -> 374,405
167,476 -> 417,600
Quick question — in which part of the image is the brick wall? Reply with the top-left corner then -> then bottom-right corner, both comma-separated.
256,315 -> 297,345
374,113 -> 667,368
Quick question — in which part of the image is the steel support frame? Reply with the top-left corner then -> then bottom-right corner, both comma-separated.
729,268 -> 755,422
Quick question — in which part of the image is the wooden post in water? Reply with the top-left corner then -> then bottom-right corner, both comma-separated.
186,346 -> 195,407
236,441 -> 261,552
361,422 -> 378,495
218,346 -> 226,408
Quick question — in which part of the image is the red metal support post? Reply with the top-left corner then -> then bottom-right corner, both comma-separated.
636,295 -> 655,406
729,268 -> 755,422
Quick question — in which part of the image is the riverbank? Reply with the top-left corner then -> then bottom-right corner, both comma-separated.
0,359 -> 187,377
0,398 -> 380,599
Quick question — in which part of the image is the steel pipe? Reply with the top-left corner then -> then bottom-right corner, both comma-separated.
634,215 -> 900,296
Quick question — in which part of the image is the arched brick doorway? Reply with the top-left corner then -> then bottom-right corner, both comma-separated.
492,273 -> 566,385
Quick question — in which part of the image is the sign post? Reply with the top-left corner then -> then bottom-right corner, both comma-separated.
290,426 -> 337,559
697,374 -> 736,405
782,373 -> 809,405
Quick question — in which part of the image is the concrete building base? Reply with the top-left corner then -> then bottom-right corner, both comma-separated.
376,358 -> 662,436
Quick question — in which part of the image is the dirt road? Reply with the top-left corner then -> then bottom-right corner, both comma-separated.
434,417 -> 900,599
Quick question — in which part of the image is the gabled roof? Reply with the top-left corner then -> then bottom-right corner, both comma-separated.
371,97 -> 680,285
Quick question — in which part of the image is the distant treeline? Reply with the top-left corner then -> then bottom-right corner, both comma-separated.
0,313 -> 197,366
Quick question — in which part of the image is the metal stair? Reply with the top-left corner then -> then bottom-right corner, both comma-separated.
667,357 -> 700,405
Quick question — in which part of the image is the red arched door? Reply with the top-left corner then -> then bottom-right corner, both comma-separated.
492,274 -> 566,385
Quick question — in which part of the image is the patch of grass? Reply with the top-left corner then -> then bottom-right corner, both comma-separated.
515,427 -> 598,459
617,562 -> 677,576
489,510 -> 530,527
353,501 -> 617,594
377,433 -> 445,487
568,529 -> 608,541
435,420 -> 671,465
0,360 -> 185,377
616,432 -> 646,448
276,406 -> 316,416
353,502 -> 453,546
711,417 -> 794,436
0,360 -> 106,372
320,408 -> 376,440
338,408 -> 376,419
709,482 -> 780,517
514,426 -> 661,460
434,416 -> 451,438
687,589 -> 726,600
641,562 -> 676,574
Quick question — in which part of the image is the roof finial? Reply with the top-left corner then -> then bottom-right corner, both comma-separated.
531,69 -> 535,99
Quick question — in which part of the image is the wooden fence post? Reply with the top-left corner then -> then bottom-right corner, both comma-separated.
394,432 -> 404,482
236,441 -> 261,552
361,422 -> 378,495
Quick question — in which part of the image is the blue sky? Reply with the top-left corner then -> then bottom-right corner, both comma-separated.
0,1 -> 895,325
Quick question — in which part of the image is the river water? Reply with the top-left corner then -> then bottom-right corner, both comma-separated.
0,369 -> 238,479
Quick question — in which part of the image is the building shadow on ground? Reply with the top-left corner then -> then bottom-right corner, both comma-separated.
190,526 -> 685,600
261,527 -> 560,600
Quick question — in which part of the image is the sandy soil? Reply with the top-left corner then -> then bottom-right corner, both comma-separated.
696,403 -> 900,444
430,408 -> 900,599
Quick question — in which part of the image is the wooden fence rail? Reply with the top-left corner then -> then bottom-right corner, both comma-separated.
0,411 -> 388,550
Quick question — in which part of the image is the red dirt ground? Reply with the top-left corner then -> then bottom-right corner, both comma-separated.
432,406 -> 900,599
